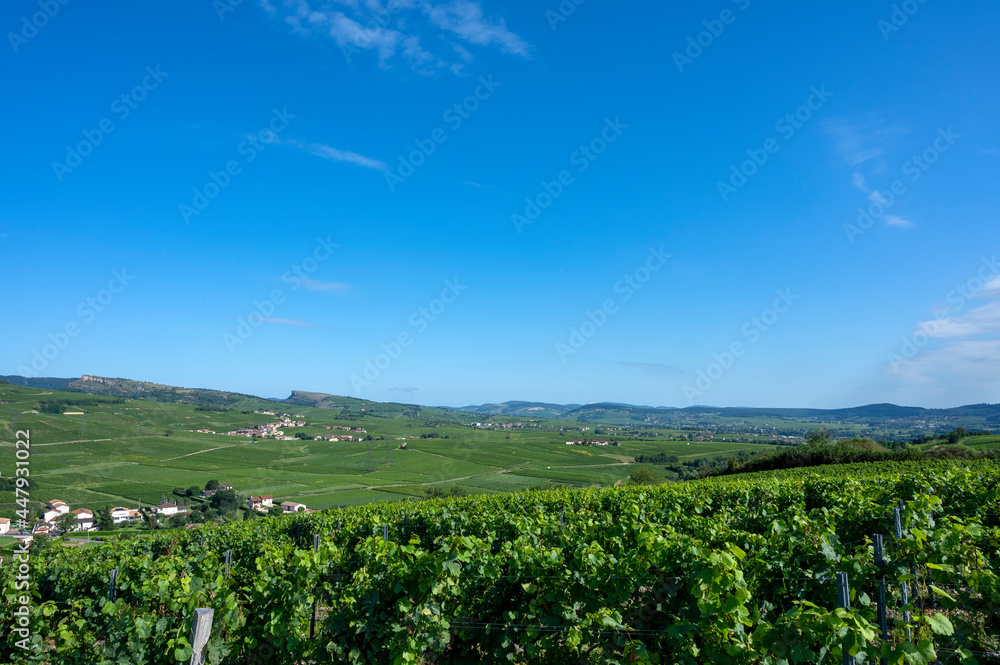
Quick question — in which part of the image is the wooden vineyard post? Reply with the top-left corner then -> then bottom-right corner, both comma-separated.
188,608 -> 214,665
310,534 -> 320,639
836,572 -> 856,665
894,505 -> 911,638
224,550 -> 232,580
108,568 -> 118,601
874,534 -> 888,665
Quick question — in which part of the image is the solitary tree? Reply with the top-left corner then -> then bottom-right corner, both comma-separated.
205,479 -> 220,491
210,489 -> 240,513
98,506 -> 114,531
55,512 -> 78,533
629,466 -> 660,486
806,428 -> 834,445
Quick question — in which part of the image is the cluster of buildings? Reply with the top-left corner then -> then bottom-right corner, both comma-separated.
200,483 -> 234,499
1,500 -> 142,537
564,439 -> 620,447
0,480 -> 311,542
246,495 -> 308,514
220,415 -> 307,440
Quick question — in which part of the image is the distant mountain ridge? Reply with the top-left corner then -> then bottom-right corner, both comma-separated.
449,400 -> 1000,422
2,375 -> 998,431
454,401 -> 583,419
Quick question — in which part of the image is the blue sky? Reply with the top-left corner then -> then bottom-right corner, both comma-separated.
2,0 -> 999,408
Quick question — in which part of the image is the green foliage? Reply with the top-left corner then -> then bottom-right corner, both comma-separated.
97,506 -> 114,532
209,489 -> 240,513
5,459 -> 997,663
424,485 -> 468,499
55,513 -> 78,533
706,438 -> 998,477
628,465 -> 660,485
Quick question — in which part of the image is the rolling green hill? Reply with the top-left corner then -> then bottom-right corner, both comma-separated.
0,382 -> 771,520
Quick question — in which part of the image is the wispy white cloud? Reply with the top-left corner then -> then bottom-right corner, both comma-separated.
421,0 -> 528,56
389,386 -> 419,392
264,317 -> 314,326
980,148 -> 1000,156
884,215 -> 915,228
891,339 -> 1000,386
824,116 -> 908,167
851,175 -> 916,230
275,137 -> 386,170
891,267 -> 1000,389
301,278 -> 351,292
261,0 -> 528,74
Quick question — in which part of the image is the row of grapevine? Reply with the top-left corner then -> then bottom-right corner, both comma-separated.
2,459 -> 998,664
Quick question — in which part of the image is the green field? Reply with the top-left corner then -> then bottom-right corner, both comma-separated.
0,385 -> 778,517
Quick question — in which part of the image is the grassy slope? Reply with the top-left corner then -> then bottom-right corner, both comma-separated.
0,384 -> 777,515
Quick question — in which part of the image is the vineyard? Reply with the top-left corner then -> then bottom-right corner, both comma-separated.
2,459 -> 999,664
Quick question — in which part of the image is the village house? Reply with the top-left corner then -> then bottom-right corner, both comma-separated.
155,502 -> 181,516
280,501 -> 307,514
110,507 -> 133,524
71,508 -> 94,531
43,499 -> 71,522
0,517 -> 10,535
201,483 -> 235,499
247,495 -> 274,511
